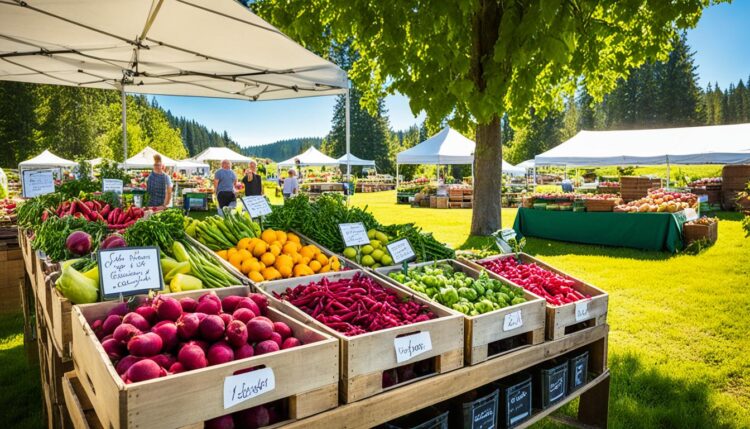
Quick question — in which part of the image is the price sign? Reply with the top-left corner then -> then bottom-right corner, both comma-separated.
223,367 -> 275,409
386,238 -> 416,264
505,380 -> 532,427
574,300 -> 589,322
394,331 -> 432,363
683,208 -> 698,222
98,247 -> 163,299
503,310 -> 523,332
470,393 -> 498,429
22,169 -> 55,198
241,195 -> 272,218
338,222 -> 370,247
102,178 -> 124,194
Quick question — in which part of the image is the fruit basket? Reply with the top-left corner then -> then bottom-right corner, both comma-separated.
260,270 -> 464,403
71,286 -> 339,429
461,253 -> 608,341
683,217 -> 718,245
375,259 -> 546,366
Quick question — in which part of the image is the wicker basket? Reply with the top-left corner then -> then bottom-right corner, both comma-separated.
683,222 -> 718,245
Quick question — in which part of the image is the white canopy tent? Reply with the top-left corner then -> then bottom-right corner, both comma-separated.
120,146 -> 177,169
502,160 -> 525,176
534,123 -> 750,186
194,147 -> 253,164
175,159 -> 210,170
336,153 -> 375,166
517,159 -> 535,170
0,0 -> 354,175
278,146 -> 339,168
19,150 -> 77,170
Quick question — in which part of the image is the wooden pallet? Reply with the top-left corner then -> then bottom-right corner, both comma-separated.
261,270 -> 465,403
72,286 -> 339,429
375,260 -> 546,366
63,372 -> 104,429
463,253 -> 608,341
0,243 -> 24,314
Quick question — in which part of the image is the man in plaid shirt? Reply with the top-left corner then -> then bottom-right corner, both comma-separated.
146,154 -> 172,208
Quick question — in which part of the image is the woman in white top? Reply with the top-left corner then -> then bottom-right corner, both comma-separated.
282,169 -> 299,199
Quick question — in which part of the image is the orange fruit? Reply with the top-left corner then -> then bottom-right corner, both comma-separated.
309,260 -> 322,273
301,256 -> 311,265
246,258 -> 261,273
261,229 -> 277,244
287,232 -> 301,243
261,267 -> 281,281
252,241 -> 268,257
275,230 -> 288,244
299,246 -> 315,259
282,242 -> 299,255
248,271 -> 264,283
227,247 -> 238,259
330,256 -> 341,271
258,262 -> 266,270
316,253 -> 329,266
240,258 -> 254,274
229,252 -> 243,269
293,264 -> 313,277
274,254 -> 293,269
260,252 -> 276,267
216,250 -> 228,260
309,245 -> 321,256
319,264 -> 331,273
269,244 -> 281,257
237,237 -> 252,251
290,252 -> 302,264
277,264 -> 293,278
237,249 -> 252,262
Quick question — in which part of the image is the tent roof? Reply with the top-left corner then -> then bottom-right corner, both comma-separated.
535,123 -> 750,166
336,153 -> 375,166
175,158 -> 210,169
120,146 -> 177,169
396,127 -> 475,165
194,147 -> 253,163
19,150 -> 77,169
0,0 -> 347,101
516,159 -> 535,169
278,146 -> 338,167
502,160 -> 525,176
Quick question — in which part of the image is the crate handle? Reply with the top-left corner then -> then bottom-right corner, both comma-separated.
232,363 -> 267,376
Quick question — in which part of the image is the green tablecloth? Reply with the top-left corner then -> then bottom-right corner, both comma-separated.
513,208 -> 685,252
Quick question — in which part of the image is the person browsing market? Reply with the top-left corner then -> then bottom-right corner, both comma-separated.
146,154 -> 172,208
214,159 -> 237,209
242,160 -> 263,196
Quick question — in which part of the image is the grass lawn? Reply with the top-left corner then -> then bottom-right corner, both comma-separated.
3,190 -> 748,428
351,191 -> 750,428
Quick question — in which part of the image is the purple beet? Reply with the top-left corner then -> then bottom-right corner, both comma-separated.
153,296 -> 182,322
281,337 -> 301,350
178,344 -> 207,370
102,338 -> 125,360
126,358 -> 161,383
234,405 -> 270,429
219,313 -> 233,327
272,322 -> 292,339
127,332 -> 163,357
176,313 -> 200,340
115,355 -> 141,375
151,353 -> 176,369
152,321 -> 178,351
205,415 -> 235,429
235,298 -> 261,318
234,343 -> 254,360
135,305 -> 158,325
269,332 -> 283,348
232,308 -> 255,324
101,314 -> 123,336
225,320 -> 248,348
122,312 -> 151,332
248,293 -> 268,315
207,341 -> 235,366
221,295 -> 243,313
106,302 -> 129,318
90,318 -> 103,338
195,298 -> 221,315
254,340 -> 279,356
112,323 -> 142,344
199,315 -> 226,342
169,361 -> 185,374
179,297 -> 198,313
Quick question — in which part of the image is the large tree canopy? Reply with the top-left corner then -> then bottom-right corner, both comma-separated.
254,0 -> 718,235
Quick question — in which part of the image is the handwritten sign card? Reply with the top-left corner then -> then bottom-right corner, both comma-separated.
503,310 -> 523,332
223,367 -> 275,409
98,247 -> 163,299
574,300 -> 589,322
102,178 -> 124,194
338,222 -> 370,247
22,169 -> 55,198
241,196 -> 272,218
394,331 -> 432,363
386,238 -> 416,264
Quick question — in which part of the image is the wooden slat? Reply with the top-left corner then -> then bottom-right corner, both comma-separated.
281,324 -> 608,429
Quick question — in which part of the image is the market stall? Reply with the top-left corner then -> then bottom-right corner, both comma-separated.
194,147 -> 254,164
278,147 -> 344,196
120,147 -> 178,169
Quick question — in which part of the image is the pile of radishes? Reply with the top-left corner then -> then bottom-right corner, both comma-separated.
89,292 -> 302,385
479,257 -> 589,306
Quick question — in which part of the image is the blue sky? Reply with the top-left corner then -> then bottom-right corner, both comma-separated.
153,1 -> 750,148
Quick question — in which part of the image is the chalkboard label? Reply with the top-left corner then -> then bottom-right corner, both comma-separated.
470,391 -> 498,429
241,195 -> 272,218
98,247 -> 163,299
338,222 -> 370,247
506,380 -> 532,427
22,169 -> 55,198
102,178 -> 124,195
386,238 -> 416,264
394,331 -> 432,363
223,367 -> 275,409
546,366 -> 568,404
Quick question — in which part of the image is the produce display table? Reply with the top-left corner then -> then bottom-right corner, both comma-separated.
513,207 -> 685,252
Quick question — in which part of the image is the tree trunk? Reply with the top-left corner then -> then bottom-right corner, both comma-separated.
471,115 -> 502,235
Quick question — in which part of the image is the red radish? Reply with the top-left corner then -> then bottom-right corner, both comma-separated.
102,338 -> 125,360
127,359 -> 161,382
205,415 -> 235,429
154,296 -> 182,321
178,344 -> 207,370
179,297 -> 198,313
254,340 -> 279,356
225,320 -> 248,348
248,293 -> 268,315
176,313 -> 200,340
232,308 -> 255,324
112,323 -> 141,344
272,322 -> 292,339
234,344 -> 254,360
122,312 -> 150,332
115,355 -> 141,375
235,297 -> 261,317
281,337 -> 301,349
207,342 -> 235,366
234,405 -> 270,429
66,231 -> 92,255
246,319 -> 273,342
221,295 -> 243,313
127,332 -> 163,357
102,315 -> 123,335
152,321 -> 178,351
135,305 -> 157,325
199,315 -> 226,341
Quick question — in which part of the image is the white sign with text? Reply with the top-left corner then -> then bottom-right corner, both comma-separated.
241,195 -> 272,218
574,300 -> 590,322
503,310 -> 524,332
98,247 -> 163,299
394,331 -> 432,363
338,222 -> 371,247
386,238 -> 416,264
102,178 -> 124,194
22,169 -> 55,198
223,367 -> 275,409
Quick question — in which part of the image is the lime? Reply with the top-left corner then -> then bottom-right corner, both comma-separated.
343,247 -> 357,259
367,229 -> 378,239
375,232 -> 388,243
380,255 -> 393,266
371,249 -> 384,261
361,245 -> 374,255
370,239 -> 381,249
361,255 -> 375,266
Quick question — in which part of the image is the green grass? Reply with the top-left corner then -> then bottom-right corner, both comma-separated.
1,311 -> 43,429
351,191 -> 750,428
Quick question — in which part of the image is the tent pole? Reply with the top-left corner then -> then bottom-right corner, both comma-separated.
345,86 -> 351,180
666,157 -> 671,188
396,163 -> 399,189
121,86 -> 128,161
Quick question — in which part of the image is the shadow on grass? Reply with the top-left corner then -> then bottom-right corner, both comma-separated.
0,311 -> 43,429
713,211 -> 744,222
607,352 -> 729,429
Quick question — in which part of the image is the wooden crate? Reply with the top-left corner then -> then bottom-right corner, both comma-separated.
449,202 -> 463,208
683,221 -> 718,244
429,196 -> 437,208
722,165 -> 750,191
436,196 -> 449,209
50,286 -> 74,359
462,254 -> 608,341
260,270 -> 465,403
583,199 -> 619,212
374,260 -> 546,366
461,202 -> 473,209
72,286 -> 339,429
0,245 -> 24,314
63,372 -> 104,429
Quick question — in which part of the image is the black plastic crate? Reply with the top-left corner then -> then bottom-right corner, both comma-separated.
568,350 -> 589,392
496,373 -> 533,428
457,388 -> 499,429
383,407 -> 449,429
534,359 -> 568,409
